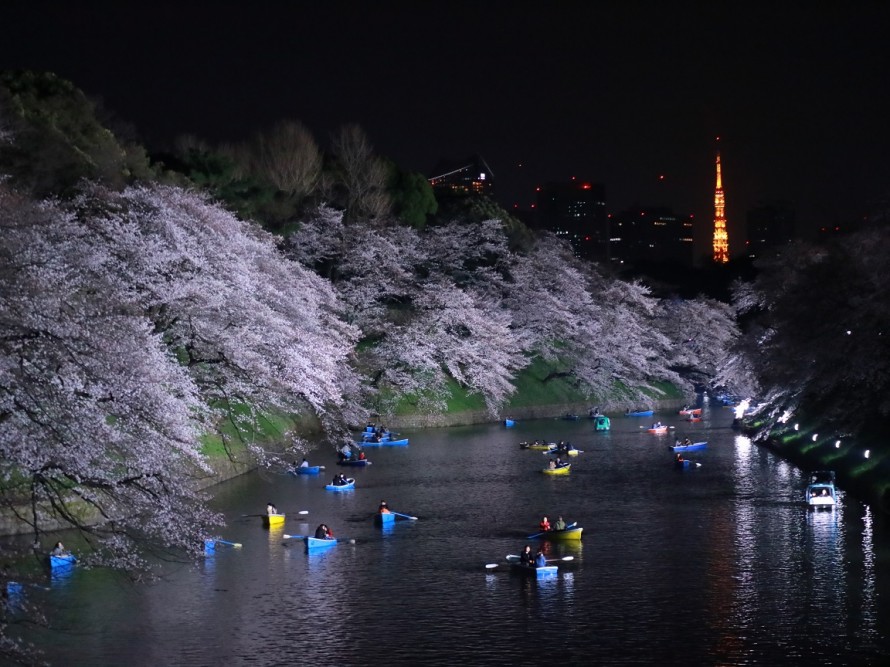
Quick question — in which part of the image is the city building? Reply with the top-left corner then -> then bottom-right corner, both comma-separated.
534,178 -> 608,260
608,207 -> 695,268
745,201 -> 796,259
428,155 -> 495,198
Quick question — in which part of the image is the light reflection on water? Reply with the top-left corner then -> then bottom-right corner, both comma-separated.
11,407 -> 890,666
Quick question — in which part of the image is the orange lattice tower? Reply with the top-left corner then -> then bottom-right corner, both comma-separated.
712,149 -> 729,263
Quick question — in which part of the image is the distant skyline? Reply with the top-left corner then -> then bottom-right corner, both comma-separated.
2,2 -> 889,258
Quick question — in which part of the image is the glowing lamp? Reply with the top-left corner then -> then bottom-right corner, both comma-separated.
794,423 -> 799,431
835,440 -> 841,448
865,450 -> 871,459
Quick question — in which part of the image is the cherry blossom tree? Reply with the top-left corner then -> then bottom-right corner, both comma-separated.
1,182 -> 364,575
722,229 -> 890,435
0,184 -> 219,571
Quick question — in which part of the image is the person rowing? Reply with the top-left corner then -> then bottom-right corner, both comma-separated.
378,500 -> 391,514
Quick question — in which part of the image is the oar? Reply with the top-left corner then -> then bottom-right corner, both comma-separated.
215,539 -> 242,548
391,511 -> 418,520
546,556 -> 575,563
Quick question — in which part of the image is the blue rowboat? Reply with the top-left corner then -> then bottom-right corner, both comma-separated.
292,465 -> 321,475
337,459 -> 372,467
675,459 -> 693,469
504,419 -> 516,427
360,438 -> 409,447
626,410 -> 654,417
325,478 -> 356,491
304,537 -> 338,550
49,553 -> 76,569
506,555 -> 557,579
669,442 -> 707,452
375,512 -> 396,525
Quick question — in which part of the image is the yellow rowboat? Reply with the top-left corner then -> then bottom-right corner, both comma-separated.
262,514 -> 285,527
538,526 -> 583,541
541,464 -> 571,475
521,442 -> 556,451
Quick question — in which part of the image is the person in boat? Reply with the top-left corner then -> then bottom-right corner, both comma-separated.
539,516 -> 551,532
51,541 -> 66,557
378,500 -> 391,514
299,457 -> 310,468
548,459 -> 557,470
266,502 -> 278,515
314,524 -> 334,540
676,453 -> 685,463
332,474 -> 347,486
553,516 -> 566,531
358,450 -> 366,461
674,438 -> 682,447
520,544 -> 533,566
589,406 -> 600,417
534,549 -> 547,568
555,456 -> 567,468
683,438 -> 691,446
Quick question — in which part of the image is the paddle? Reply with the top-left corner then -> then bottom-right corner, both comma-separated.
391,511 -> 418,520
215,539 -> 242,548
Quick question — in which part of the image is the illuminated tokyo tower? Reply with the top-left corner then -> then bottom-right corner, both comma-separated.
712,145 -> 729,263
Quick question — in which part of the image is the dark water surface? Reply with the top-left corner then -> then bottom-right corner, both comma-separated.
17,405 -> 890,666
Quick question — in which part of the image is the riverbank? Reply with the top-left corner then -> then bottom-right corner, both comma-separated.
741,417 -> 890,515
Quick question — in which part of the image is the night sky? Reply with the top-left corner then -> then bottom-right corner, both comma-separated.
3,2 -> 890,256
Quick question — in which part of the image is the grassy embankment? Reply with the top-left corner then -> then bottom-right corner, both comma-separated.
382,357 -> 686,427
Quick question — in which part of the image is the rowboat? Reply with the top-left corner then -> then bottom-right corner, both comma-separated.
593,415 -> 611,431
325,478 -> 356,491
686,416 -> 703,423
806,471 -> 837,508
675,459 -> 693,469
670,441 -> 707,452
678,407 -> 702,416
337,459 -> 372,467
506,555 -> 557,579
545,447 -> 581,457
360,438 -> 409,447
520,442 -> 556,451
561,413 -> 580,421
648,426 -> 668,434
626,410 -> 654,417
292,465 -> 322,475
262,513 -> 286,527
48,553 -> 76,569
304,536 -> 338,550
375,512 -> 396,525
534,526 -> 583,542
541,463 -> 571,475
504,418 -> 516,427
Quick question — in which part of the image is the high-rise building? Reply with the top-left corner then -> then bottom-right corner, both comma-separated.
534,178 -> 607,260
745,201 -> 796,259
609,207 -> 695,268
428,155 -> 495,197
712,152 -> 730,263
